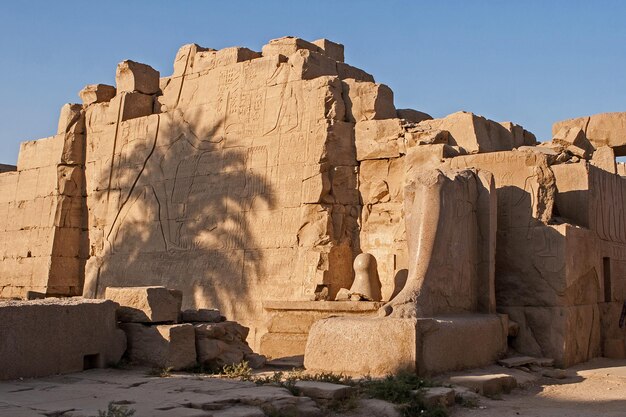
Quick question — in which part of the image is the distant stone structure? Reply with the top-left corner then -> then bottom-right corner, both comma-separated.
1,36 -> 626,374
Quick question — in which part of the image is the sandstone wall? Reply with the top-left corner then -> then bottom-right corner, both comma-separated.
79,38 -> 392,347
445,149 -> 626,366
4,36 -> 626,364
0,114 -> 86,298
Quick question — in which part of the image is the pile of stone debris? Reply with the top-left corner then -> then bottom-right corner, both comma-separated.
106,286 -> 266,371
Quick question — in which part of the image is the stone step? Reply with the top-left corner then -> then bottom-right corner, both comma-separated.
294,381 -> 354,400
448,374 -> 517,397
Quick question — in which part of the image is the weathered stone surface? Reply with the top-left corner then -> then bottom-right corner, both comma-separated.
497,356 -> 538,368
182,308 -> 223,323
419,111 -> 515,153
304,317 -> 417,376
342,79 -> 396,122
349,253 -> 382,301
501,304 -> 601,367
553,126 -> 594,159
552,163 -> 626,244
194,321 -> 266,369
337,62 -> 375,82
0,368 -> 329,417
591,145 -> 617,174
397,108 -> 432,123
116,60 -> 160,95
448,374 -> 516,396
108,91 -> 153,122
57,103 -> 84,135
553,112 -> 626,156
355,118 -> 403,160
262,36 -> 322,57
305,314 -> 506,377
294,381 -> 354,400
599,302 -> 626,359
0,298 -> 126,380
79,84 -> 116,105
380,168 -> 496,317
105,286 -> 182,323
312,38 -> 344,62
500,121 -> 537,148
80,48 -> 360,350
288,49 -> 338,81
121,322 -> 196,370
417,315 -> 508,374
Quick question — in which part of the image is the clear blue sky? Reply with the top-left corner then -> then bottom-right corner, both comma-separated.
1,1 -> 625,164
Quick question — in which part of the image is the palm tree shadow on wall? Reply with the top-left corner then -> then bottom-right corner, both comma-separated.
87,108 -> 275,321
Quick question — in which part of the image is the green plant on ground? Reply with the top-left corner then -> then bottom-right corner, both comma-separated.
325,392 -> 359,413
97,402 -> 136,417
284,370 -> 354,385
360,371 -> 431,403
222,361 -> 253,380
358,371 -> 448,417
146,366 -> 173,377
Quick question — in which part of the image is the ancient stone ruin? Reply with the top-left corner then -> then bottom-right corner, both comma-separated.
2,36 -> 626,378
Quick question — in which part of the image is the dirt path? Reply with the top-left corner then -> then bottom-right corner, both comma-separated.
452,358 -> 626,417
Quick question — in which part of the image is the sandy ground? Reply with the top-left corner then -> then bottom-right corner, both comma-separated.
1,358 -> 626,416
452,358 -> 626,417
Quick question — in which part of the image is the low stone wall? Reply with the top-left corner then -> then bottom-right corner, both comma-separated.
0,298 -> 126,380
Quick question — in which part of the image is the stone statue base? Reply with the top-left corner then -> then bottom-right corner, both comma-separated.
304,314 -> 508,377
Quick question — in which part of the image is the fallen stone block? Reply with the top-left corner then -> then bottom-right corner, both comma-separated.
448,374 -> 516,396
591,145 -> 617,173
419,387 -> 456,408
553,112 -> 626,156
553,126 -> 594,158
294,381 -> 354,400
418,111 -> 514,153
0,298 -> 126,380
121,323 -> 196,370
105,286 -> 182,323
116,60 -> 160,95
194,321 -> 266,369
79,84 -> 116,105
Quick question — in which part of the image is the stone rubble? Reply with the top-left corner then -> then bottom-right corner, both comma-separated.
107,286 -> 266,371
